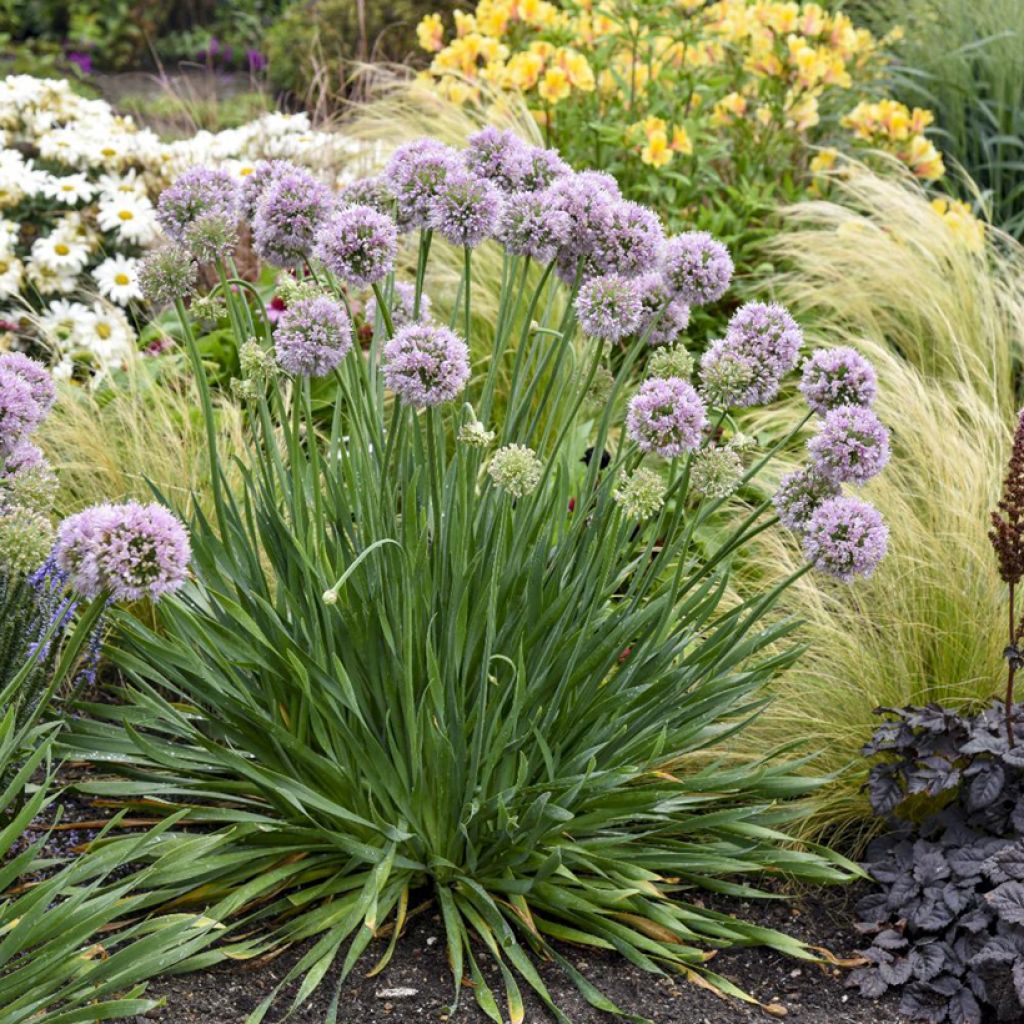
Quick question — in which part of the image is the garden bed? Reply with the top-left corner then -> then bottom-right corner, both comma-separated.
147,887 -> 902,1024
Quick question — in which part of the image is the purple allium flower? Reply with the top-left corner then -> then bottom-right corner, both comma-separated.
365,281 -> 430,329
0,353 -> 55,412
384,139 -> 461,232
700,301 -> 803,407
772,467 -> 840,531
521,146 -> 571,191
800,346 -> 878,415
576,274 -> 643,341
464,126 -> 530,192
636,273 -> 690,347
54,501 -> 191,602
383,322 -> 471,407
428,169 -> 503,247
253,169 -> 334,267
626,376 -> 707,457
495,189 -> 571,262
662,231 -> 734,306
592,201 -> 665,279
183,212 -> 237,263
803,495 -> 888,581
0,368 -> 42,456
274,296 -> 353,377
339,175 -> 394,214
240,159 -> 299,220
137,245 -> 198,306
314,204 -> 398,288
156,167 -> 240,245
808,404 -> 891,485
547,171 -> 620,281
3,439 -> 45,477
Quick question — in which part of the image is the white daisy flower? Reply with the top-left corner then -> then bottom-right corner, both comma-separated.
92,254 -> 142,305
27,259 -> 78,296
97,192 -> 158,244
40,172 -> 96,205
0,253 -> 23,298
31,233 -> 90,273
37,298 -> 91,348
79,301 -> 135,362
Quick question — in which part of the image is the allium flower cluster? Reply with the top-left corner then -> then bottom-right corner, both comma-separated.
803,495 -> 889,582
591,201 -> 665,279
772,467 -> 840,531
428,169 -> 503,247
364,281 -> 430,330
384,139 -> 461,232
458,418 -> 495,448
698,345 -> 755,406
339,175 -> 395,214
690,446 -> 743,499
464,127 -> 531,192
808,405 -> 890,485
55,500 -> 191,602
521,146 -> 571,191
274,296 -> 353,377
383,323 -> 470,407
626,376 -> 707,458
156,167 -> 239,245
575,274 -> 643,341
488,444 -> 543,498
613,467 -> 665,520
240,159 -> 298,220
253,170 -> 334,267
0,368 -> 44,456
183,214 -> 237,264
636,273 -> 690,347
137,245 -> 198,306
547,171 -> 620,280
314,205 -> 398,288
496,190 -> 571,262
800,346 -> 878,415
662,232 -> 734,306
700,302 -> 802,407
0,353 -> 55,413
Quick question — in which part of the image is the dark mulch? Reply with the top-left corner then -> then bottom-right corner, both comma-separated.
146,883 -> 904,1024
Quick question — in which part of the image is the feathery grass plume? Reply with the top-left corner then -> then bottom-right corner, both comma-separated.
742,166 -> 1024,844
36,363 -> 245,520
765,161 -> 1024,409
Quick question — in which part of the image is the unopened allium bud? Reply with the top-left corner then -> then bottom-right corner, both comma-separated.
1,463 -> 57,513
458,418 -> 495,448
488,444 -> 543,498
583,364 -> 615,408
231,378 -> 259,401
0,506 -> 54,576
728,432 -> 757,454
690,445 -> 743,499
239,339 -> 277,381
183,213 -> 237,264
699,347 -> 755,407
275,277 -> 321,304
613,467 -> 665,520
649,345 -> 694,381
189,294 -> 227,323
138,245 -> 198,306
322,587 -> 339,606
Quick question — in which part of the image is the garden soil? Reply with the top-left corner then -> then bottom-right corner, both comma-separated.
146,885 -> 906,1023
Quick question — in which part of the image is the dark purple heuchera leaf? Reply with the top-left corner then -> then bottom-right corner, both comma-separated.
857,700 -> 1024,1022
987,882 -> 1024,925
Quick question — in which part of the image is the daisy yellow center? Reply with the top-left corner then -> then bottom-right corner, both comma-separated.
54,243 -> 70,256
102,147 -> 116,157
0,259 -> 8,272
60,184 -> 74,192
118,210 -> 134,221
96,322 -> 112,339
114,273 -> 130,285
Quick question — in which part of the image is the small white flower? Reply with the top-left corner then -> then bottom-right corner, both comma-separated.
31,233 -> 90,273
92,254 -> 142,305
78,301 -> 136,362
37,299 -> 91,348
0,253 -> 23,298
97,193 -> 158,244
27,259 -> 78,296
39,172 -> 96,205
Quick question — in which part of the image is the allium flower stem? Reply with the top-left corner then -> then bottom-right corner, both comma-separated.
370,283 -> 396,340
175,297 -> 225,530
414,230 -> 433,319
463,246 -> 472,343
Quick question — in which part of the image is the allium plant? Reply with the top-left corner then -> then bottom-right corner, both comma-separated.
72,145 -> 895,1020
